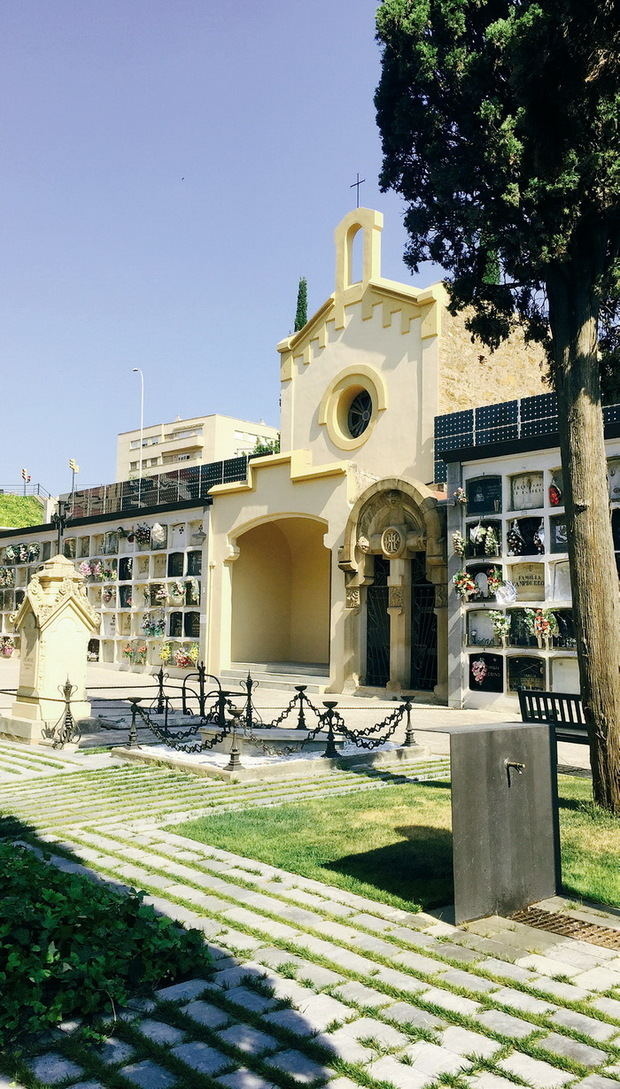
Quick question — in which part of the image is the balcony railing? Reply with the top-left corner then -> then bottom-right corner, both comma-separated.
60,457 -> 251,519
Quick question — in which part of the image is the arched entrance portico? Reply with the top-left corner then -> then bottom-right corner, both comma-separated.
230,516 -> 330,668
339,480 -> 447,698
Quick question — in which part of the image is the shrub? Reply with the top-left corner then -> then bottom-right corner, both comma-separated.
0,842 -> 209,1048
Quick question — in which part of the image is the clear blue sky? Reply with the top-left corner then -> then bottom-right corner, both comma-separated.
1,1 -> 439,495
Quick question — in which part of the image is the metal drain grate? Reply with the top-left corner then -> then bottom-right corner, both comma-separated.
510,907 -> 620,950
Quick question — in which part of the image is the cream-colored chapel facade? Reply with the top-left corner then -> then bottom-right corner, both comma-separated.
205,208 -> 545,697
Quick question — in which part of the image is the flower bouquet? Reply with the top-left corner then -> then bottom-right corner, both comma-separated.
483,526 -> 500,556
452,569 -> 476,600
486,567 -> 504,597
0,636 -> 15,657
3,546 -> 18,565
27,543 -> 40,562
169,580 -> 185,602
525,608 -> 559,647
453,486 -> 467,505
154,584 -> 169,605
90,560 -> 103,580
78,561 -> 92,579
488,610 -> 511,645
136,643 -> 147,664
174,643 -> 199,669
135,523 -> 152,546
159,642 -> 172,664
452,531 -> 466,557
0,568 -> 15,588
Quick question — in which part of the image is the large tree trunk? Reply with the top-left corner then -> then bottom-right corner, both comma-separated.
548,271 -> 620,813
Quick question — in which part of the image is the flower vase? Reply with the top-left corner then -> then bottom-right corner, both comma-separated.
1,647 -> 13,657
536,634 -> 543,649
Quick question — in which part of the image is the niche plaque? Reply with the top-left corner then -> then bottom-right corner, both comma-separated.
511,472 -> 544,511
509,563 -> 545,601
468,652 -> 503,692
466,476 -> 502,516
508,656 -> 545,692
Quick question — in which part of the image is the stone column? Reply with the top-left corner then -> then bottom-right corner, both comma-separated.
387,557 -> 411,694
433,581 -> 449,702
3,555 -> 100,743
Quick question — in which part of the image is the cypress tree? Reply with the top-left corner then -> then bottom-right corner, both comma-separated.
294,277 -> 308,332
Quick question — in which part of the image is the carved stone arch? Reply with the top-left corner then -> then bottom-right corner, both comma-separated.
339,477 -> 446,589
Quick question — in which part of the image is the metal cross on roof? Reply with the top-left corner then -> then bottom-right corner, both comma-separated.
350,172 -> 366,208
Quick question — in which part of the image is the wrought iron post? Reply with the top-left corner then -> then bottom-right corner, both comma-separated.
226,708 -> 243,771
50,678 -> 80,749
156,667 -> 166,715
50,500 -> 71,556
321,701 -> 341,759
294,685 -> 308,731
128,697 -> 142,748
216,689 -> 229,728
403,697 -> 416,747
244,672 -> 254,732
197,661 -> 207,718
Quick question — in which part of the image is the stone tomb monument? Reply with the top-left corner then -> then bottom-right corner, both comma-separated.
1,554 -> 100,744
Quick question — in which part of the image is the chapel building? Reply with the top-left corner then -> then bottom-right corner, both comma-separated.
205,208 -> 545,698
0,208 -> 552,704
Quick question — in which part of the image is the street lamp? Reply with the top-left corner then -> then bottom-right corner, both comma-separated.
132,368 -> 144,507
68,458 -> 79,511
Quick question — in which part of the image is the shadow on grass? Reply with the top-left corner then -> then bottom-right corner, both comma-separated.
324,823 -> 454,910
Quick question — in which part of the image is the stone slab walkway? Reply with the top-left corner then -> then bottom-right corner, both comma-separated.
0,743 -> 618,1089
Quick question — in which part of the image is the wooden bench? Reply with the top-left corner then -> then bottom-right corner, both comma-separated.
518,688 -> 588,744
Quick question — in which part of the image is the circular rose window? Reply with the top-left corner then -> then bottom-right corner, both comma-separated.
347,390 -> 373,438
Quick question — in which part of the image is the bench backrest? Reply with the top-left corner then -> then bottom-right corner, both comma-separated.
517,688 -> 586,728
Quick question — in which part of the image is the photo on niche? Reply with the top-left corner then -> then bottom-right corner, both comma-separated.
468,652 -> 504,692
550,515 -> 569,553
466,476 -> 502,516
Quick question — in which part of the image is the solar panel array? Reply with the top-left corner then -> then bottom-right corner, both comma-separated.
434,393 -> 619,483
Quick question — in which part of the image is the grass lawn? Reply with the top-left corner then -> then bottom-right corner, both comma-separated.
175,775 -> 619,913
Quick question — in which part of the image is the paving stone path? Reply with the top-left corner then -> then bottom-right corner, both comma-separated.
0,740 -> 113,782
1,745 -> 619,1089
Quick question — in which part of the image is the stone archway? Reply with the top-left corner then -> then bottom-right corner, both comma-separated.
230,516 -> 330,667
339,479 -> 447,697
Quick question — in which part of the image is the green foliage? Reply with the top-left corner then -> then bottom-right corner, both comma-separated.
0,842 -> 209,1049
251,435 -> 281,457
294,276 -> 308,332
375,0 -> 620,372
0,494 -> 45,529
